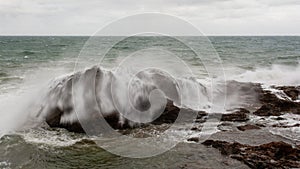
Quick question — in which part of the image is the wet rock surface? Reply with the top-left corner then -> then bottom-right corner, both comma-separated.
194,82 -> 300,168
46,100 -> 184,132
43,80 -> 300,168
254,87 -> 300,116
152,100 -> 180,125
46,82 -> 300,134
202,140 -> 300,169
275,86 -> 300,101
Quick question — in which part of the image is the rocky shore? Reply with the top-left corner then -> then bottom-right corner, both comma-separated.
44,81 -> 300,168
187,82 -> 300,168
202,140 -> 300,169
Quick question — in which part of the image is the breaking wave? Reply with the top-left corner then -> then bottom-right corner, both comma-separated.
36,66 -> 210,130
230,63 -> 300,86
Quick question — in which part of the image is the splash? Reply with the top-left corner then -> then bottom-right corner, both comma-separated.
231,63 -> 300,86
0,67 -> 71,136
3,62 -> 299,135
37,66 -> 210,131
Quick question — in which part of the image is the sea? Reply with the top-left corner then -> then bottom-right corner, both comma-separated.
0,36 -> 299,168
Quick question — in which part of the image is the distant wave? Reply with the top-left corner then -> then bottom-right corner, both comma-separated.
21,51 -> 35,55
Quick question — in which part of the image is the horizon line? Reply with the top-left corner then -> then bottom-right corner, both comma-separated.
0,34 -> 300,37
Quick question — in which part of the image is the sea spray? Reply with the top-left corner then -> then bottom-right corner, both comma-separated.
0,65 -> 268,135
230,63 -> 300,86
0,67 -> 72,136
37,66 -> 210,131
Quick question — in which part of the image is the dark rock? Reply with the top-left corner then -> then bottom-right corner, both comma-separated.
228,82 -> 300,117
259,90 -> 281,104
202,140 -> 300,168
44,79 -> 300,133
152,100 -> 201,125
45,98 -> 201,133
254,89 -> 300,116
255,123 -> 266,127
220,108 -> 250,122
273,117 -> 286,121
253,104 -> 282,116
271,123 -> 300,128
194,119 -> 206,123
237,124 -> 260,131
196,111 -> 208,119
74,139 -> 96,145
45,108 -> 63,128
190,127 -> 198,131
202,140 -> 242,155
152,100 -> 180,125
194,111 -> 208,123
276,86 -> 300,100
47,111 -> 123,133
187,137 -> 200,142
59,121 -> 85,133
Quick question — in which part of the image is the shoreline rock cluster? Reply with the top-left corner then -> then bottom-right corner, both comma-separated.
202,140 -> 300,168
44,81 -> 300,168
189,82 -> 300,168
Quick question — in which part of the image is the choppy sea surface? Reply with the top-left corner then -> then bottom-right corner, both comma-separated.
0,36 -> 299,168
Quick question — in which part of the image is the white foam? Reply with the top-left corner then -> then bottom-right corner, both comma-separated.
0,161 -> 11,169
251,114 -> 300,142
19,128 -> 87,147
229,63 -> 300,86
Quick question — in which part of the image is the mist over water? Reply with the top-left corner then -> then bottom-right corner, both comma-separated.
0,66 -> 72,136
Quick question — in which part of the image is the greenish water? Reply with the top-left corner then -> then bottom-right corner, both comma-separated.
0,36 -> 299,87
0,131 -> 247,169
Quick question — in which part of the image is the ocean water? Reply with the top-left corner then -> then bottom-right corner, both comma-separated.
0,36 -> 299,90
0,36 -> 299,168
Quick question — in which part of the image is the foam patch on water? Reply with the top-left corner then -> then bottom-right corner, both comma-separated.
19,129 -> 87,147
250,114 -> 300,142
186,121 -> 220,142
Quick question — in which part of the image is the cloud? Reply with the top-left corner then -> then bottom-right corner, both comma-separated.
0,0 -> 299,35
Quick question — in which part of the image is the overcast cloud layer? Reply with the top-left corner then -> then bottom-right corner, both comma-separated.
0,0 -> 300,35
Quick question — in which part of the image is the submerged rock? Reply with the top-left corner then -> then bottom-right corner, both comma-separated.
202,140 -> 300,168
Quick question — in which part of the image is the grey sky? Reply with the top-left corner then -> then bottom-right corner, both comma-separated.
0,0 -> 300,35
